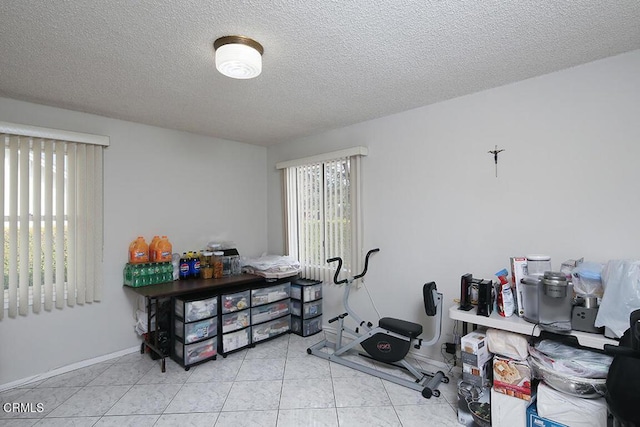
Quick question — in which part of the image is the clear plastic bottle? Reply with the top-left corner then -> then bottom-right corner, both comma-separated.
230,255 -> 241,275
213,251 -> 224,279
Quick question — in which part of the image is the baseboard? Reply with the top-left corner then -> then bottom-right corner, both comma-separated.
0,345 -> 139,393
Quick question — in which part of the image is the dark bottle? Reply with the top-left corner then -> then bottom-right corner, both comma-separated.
179,253 -> 190,280
189,250 -> 201,278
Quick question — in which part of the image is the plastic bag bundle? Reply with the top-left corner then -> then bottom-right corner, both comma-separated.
572,261 -> 604,297
528,340 -> 613,379
595,259 -> 640,338
240,254 -> 300,272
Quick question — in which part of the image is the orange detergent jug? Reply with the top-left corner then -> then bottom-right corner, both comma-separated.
156,236 -> 173,262
148,235 -> 160,262
129,236 -> 149,263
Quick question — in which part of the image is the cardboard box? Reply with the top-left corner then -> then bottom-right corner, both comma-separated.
492,355 -> 532,401
510,257 -> 527,317
537,382 -> 607,427
461,349 -> 493,367
527,399 -> 568,427
462,359 -> 492,387
491,387 -> 528,427
461,331 -> 491,363
458,382 -> 491,427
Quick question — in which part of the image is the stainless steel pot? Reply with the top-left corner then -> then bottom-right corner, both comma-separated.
542,271 -> 568,298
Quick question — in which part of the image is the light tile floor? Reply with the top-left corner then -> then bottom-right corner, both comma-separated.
0,332 -> 460,426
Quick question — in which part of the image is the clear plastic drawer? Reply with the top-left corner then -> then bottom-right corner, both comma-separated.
174,316 -> 217,344
252,315 -> 291,343
222,328 -> 251,353
174,337 -> 217,366
291,299 -> 322,319
221,310 -> 250,333
174,295 -> 218,322
291,315 -> 322,337
221,290 -> 250,314
251,300 -> 290,324
251,282 -> 291,306
291,281 -> 322,302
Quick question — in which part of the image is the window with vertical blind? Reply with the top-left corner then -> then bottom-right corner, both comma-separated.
277,147 -> 367,284
1,122 -> 109,319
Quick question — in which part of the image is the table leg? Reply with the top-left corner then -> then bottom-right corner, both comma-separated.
143,296 -> 167,372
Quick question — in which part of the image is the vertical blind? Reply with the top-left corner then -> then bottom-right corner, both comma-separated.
279,147 -> 366,284
1,122 -> 108,319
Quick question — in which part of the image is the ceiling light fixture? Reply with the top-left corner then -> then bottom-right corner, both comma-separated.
213,35 -> 264,79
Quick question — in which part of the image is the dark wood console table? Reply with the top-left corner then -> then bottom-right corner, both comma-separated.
125,274 -> 271,372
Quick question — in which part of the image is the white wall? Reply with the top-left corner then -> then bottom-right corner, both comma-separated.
0,98 -> 268,385
267,50 -> 640,361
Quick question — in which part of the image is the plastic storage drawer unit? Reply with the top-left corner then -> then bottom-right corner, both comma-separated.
174,316 -> 217,344
252,315 -> 291,343
251,282 -> 291,306
174,337 -> 217,367
291,316 -> 322,337
222,328 -> 251,353
221,311 -> 250,333
291,299 -> 322,318
291,280 -> 322,302
175,295 -> 218,322
251,300 -> 290,324
221,290 -> 250,314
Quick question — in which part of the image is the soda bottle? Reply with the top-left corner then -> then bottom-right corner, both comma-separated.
179,253 -> 190,280
123,264 -> 131,286
189,250 -> 201,278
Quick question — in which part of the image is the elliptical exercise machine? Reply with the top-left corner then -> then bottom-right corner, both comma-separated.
307,248 -> 448,398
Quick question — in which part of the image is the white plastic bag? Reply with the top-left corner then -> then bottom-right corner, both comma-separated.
594,259 -> 640,338
486,328 -> 529,360
529,340 -> 612,378
572,261 -> 604,297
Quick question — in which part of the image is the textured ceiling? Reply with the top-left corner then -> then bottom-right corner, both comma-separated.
1,1 -> 639,146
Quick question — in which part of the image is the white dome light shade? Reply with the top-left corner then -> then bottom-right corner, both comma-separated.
214,36 -> 264,79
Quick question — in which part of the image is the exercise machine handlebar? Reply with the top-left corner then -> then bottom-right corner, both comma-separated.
327,248 -> 380,285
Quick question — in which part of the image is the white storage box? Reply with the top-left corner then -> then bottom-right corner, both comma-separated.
491,387 -> 527,427
537,382 -> 607,427
461,330 -> 492,365
510,256 -> 528,317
